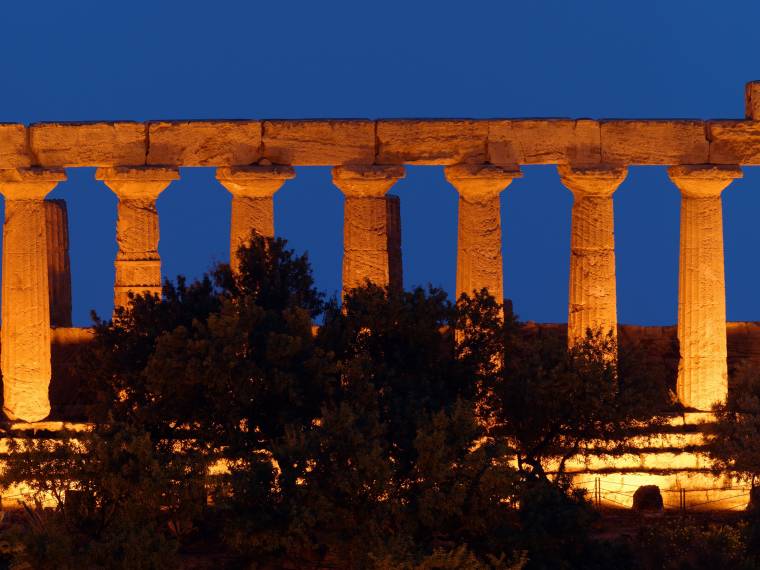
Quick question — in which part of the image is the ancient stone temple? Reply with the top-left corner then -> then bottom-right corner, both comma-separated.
1,81 -> 760,509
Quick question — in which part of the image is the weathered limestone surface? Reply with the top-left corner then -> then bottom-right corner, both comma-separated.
601,120 -> 709,165
216,165 -> 295,271
445,164 -> 522,302
377,120 -> 488,165
709,121 -> 760,165
558,165 -> 627,346
148,121 -> 261,166
669,165 -> 742,410
746,81 -> 760,120
263,120 -> 374,166
96,167 -> 178,310
528,321 -> 760,386
0,168 -> 66,422
489,120 -> 601,166
333,165 -> 405,291
30,122 -> 146,167
0,125 -> 30,169
44,200 -> 72,327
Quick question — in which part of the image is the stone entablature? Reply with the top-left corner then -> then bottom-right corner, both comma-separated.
0,82 -> 759,169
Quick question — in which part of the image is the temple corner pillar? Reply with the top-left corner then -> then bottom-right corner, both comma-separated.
0,168 -> 67,422
668,164 -> 743,410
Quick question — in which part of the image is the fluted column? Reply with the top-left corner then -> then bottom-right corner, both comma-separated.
0,168 -> 66,422
445,164 -> 522,303
386,195 -> 403,291
558,165 -> 627,347
668,165 -> 742,410
216,165 -> 295,272
96,167 -> 179,311
332,165 -> 405,292
746,80 -> 760,120
45,199 -> 72,327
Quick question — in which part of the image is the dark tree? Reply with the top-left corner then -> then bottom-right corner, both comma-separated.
456,291 -> 670,484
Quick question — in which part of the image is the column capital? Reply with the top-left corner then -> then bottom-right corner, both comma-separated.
332,165 -> 405,197
0,168 -> 66,200
96,167 -> 179,200
558,165 -> 627,197
444,164 -> 522,201
216,165 -> 295,198
668,165 -> 743,198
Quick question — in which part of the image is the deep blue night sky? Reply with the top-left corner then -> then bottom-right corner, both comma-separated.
1,0 -> 759,326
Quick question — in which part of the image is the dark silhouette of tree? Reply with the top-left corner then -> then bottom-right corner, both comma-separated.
0,235 -> 671,569
456,291 -> 670,485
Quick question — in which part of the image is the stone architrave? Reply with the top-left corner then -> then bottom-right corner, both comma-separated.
558,165 -> 628,347
95,167 -> 179,310
45,199 -> 73,327
444,164 -> 522,303
668,165 -> 743,410
0,168 -> 66,422
215,165 -> 295,272
332,165 -> 405,292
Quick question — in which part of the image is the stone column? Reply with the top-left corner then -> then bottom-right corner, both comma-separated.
332,165 -> 405,292
45,199 -> 73,327
96,167 -> 179,311
386,195 -> 403,291
668,165 -> 742,410
444,164 -> 522,303
746,80 -> 760,120
0,168 -> 66,422
558,165 -> 628,347
216,165 -> 295,272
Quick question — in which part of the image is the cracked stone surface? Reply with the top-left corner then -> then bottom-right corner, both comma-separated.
0,168 -> 66,422
559,165 -> 628,346
96,167 -> 178,310
445,164 -> 521,303
333,165 -> 404,292
669,165 -> 743,410
216,166 -> 295,272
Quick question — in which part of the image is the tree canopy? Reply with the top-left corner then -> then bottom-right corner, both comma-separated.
0,233 -> 678,569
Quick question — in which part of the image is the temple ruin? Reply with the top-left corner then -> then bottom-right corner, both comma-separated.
2,81 -> 760,509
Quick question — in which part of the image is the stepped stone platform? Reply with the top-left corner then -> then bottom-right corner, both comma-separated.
0,322 -> 753,511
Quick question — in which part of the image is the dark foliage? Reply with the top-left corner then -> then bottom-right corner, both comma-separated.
0,233 -> 681,569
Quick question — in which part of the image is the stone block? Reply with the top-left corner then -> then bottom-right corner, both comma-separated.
0,124 -> 30,168
263,120 -> 374,165
489,119 -> 601,165
148,121 -> 261,166
632,485 -> 663,512
30,122 -> 146,167
376,120 -> 487,165
601,120 -> 708,165
708,121 -> 760,164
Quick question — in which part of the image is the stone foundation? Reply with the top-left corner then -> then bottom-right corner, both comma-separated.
567,413 -> 751,511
